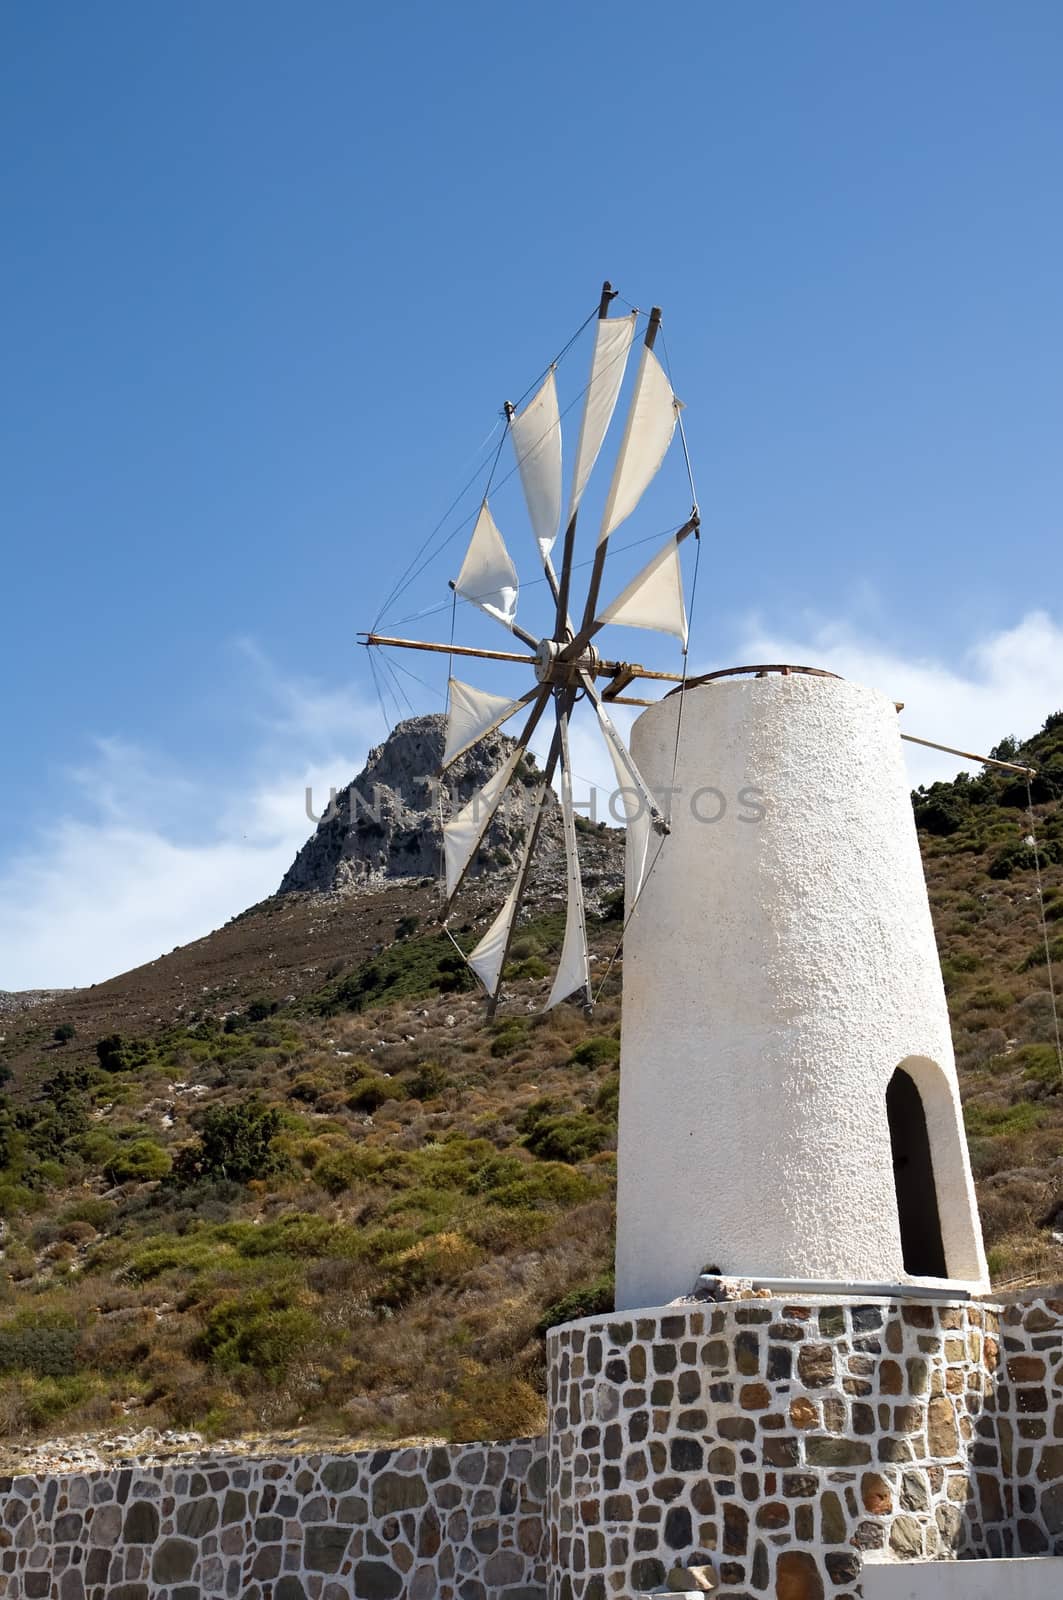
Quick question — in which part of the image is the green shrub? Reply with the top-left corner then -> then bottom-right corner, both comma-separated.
963,1101 -> 1044,1138
195,1290 -> 319,1375
103,1140 -> 172,1184
1016,1044 -> 1063,1086
95,1034 -> 156,1073
568,1036 -> 620,1069
395,914 -> 420,940
0,1324 -> 80,1378
171,1099 -> 283,1186
595,1074 -> 620,1120
490,1020 -> 529,1059
406,1060 -> 448,1101
1020,936 -> 1063,972
53,1023 -> 76,1045
519,1100 -> 609,1164
346,1076 -> 407,1113
537,1271 -> 615,1335
316,936 -> 471,1014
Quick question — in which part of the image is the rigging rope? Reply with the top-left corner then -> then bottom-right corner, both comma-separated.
1025,774 -> 1063,1085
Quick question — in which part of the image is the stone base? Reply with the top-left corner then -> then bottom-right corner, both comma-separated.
546,1290 -> 1063,1599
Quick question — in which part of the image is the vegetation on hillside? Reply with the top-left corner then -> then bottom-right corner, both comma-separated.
0,713 -> 1059,1446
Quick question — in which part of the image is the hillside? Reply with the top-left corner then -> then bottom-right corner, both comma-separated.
0,710 -> 1059,1454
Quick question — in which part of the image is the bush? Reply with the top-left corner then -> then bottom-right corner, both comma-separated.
913,791 -> 968,836
95,1034 -> 156,1073
519,1100 -> 609,1164
346,1076 -> 407,1113
0,1324 -> 80,1378
53,1023 -> 76,1045
406,1060 -> 448,1101
569,1036 -> 620,1069
537,1271 -> 615,1335
170,1099 -> 283,1186
395,914 -> 420,940
316,936 -> 471,1014
103,1140 -> 172,1185
194,1290 -> 319,1375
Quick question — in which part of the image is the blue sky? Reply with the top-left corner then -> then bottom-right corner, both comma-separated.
3,1 -> 1062,987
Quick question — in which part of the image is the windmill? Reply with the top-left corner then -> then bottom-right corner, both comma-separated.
361,282 -> 700,1014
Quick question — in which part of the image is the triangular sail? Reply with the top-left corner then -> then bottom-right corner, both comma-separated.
602,722 -> 656,913
598,346 -> 677,546
443,678 -> 528,769
443,747 -> 524,898
567,312 -> 638,524
466,779 -> 546,994
511,371 -> 562,559
453,502 -> 519,627
596,534 -> 688,647
545,713 -> 591,1010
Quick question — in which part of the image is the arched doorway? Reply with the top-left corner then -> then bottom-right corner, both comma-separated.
886,1067 -> 947,1278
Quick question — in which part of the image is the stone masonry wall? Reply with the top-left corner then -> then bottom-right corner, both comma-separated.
547,1296 -> 1009,1600
972,1288 -> 1063,1559
0,1436 -> 549,1600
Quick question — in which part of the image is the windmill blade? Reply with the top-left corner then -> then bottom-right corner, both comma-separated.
510,371 -> 562,561
597,339 -> 677,548
579,670 -> 667,836
566,311 -> 639,525
545,707 -> 592,1011
468,717 -> 564,1009
452,502 -> 519,629
596,532 -> 689,647
443,678 -> 538,769
601,715 -> 658,912
442,689 -> 551,903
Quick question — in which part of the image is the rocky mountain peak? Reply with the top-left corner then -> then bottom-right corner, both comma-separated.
279,713 -> 562,895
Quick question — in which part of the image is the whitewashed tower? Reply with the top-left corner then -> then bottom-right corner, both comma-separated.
615,669 -> 989,1310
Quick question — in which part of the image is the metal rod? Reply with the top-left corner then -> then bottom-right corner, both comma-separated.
446,581 -> 539,651
361,633 -> 534,666
900,733 -> 1036,777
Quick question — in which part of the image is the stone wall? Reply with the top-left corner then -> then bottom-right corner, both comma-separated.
972,1289 -> 1063,1559
0,1436 -> 548,1600
547,1295 -> 1009,1599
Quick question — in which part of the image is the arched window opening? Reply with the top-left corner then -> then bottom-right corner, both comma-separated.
887,1068 -> 947,1278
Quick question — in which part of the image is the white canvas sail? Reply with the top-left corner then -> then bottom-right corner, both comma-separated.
452,502 -> 519,628
443,678 -> 527,769
598,346 -> 677,545
567,312 -> 638,524
545,716 -> 591,1010
511,371 -> 562,559
602,721 -> 656,913
596,534 -> 688,647
443,747 -> 524,898
466,778 -> 544,993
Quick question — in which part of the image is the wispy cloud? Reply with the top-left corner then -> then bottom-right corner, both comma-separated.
731,609 -> 1063,785
0,652 -> 386,991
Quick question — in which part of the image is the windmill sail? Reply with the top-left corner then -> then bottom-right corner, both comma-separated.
453,503 -> 519,627
597,534 -> 688,647
568,312 -> 638,523
602,722 -> 657,911
511,372 -> 562,559
466,777 -> 547,994
443,678 -> 530,768
598,346 -> 677,545
443,747 -> 524,898
545,713 -> 591,1009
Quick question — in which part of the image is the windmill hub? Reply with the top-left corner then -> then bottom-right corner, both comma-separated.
534,637 -> 601,688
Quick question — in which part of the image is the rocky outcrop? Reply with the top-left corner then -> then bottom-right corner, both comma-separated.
279,714 -> 565,895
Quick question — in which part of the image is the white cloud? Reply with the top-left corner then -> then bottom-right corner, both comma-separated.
730,610 -> 1063,787
0,654 -> 386,991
